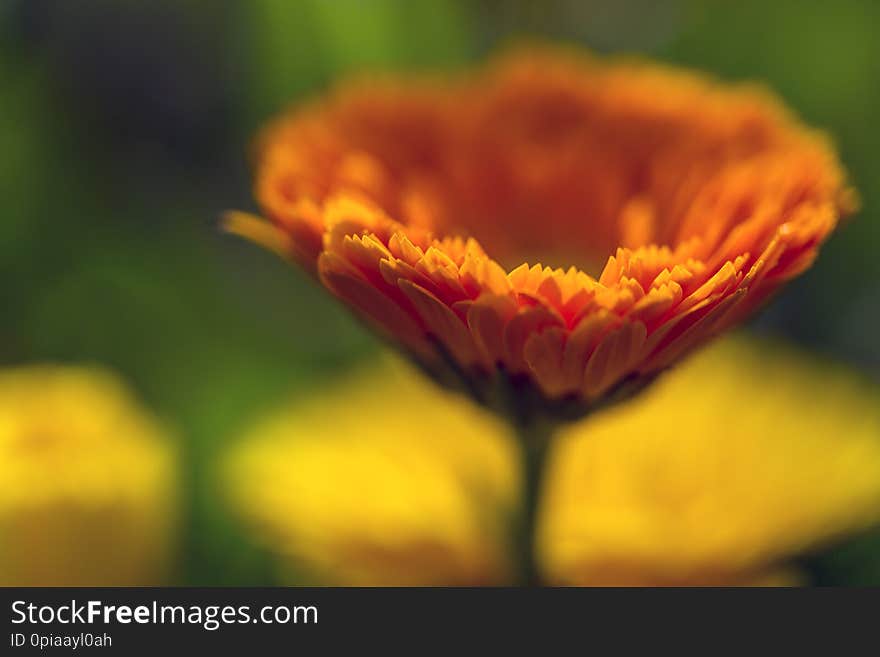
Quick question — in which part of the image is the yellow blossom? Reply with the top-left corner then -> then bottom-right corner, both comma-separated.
0,365 -> 177,586
225,358 -> 518,585
539,339 -> 880,585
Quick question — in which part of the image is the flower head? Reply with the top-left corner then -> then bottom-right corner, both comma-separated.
0,365 -> 177,586
225,339 -> 880,586
229,48 -> 854,411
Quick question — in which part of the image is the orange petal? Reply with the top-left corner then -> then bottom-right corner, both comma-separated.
582,320 -> 647,400
523,327 -> 569,398
503,303 -> 564,374
221,212 -> 294,261
560,309 -> 616,392
318,253 -> 434,361
467,294 -> 518,366
399,280 -> 484,368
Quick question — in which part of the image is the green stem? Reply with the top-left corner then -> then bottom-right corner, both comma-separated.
514,419 -> 552,587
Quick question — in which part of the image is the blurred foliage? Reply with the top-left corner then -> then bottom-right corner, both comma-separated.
1,0 -> 878,585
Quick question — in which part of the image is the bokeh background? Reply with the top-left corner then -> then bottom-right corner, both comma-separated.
2,0 -> 879,585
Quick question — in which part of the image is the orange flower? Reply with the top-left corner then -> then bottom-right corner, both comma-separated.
228,48 -> 855,410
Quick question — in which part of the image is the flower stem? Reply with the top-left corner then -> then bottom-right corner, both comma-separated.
514,418 -> 552,587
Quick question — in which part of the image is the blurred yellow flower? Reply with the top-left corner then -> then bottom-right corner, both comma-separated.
0,365 -> 177,586
225,339 -> 880,586
539,339 -> 880,585
228,359 -> 517,586
225,359 -> 518,586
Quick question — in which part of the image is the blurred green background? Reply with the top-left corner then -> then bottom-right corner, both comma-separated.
2,0 -> 878,585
